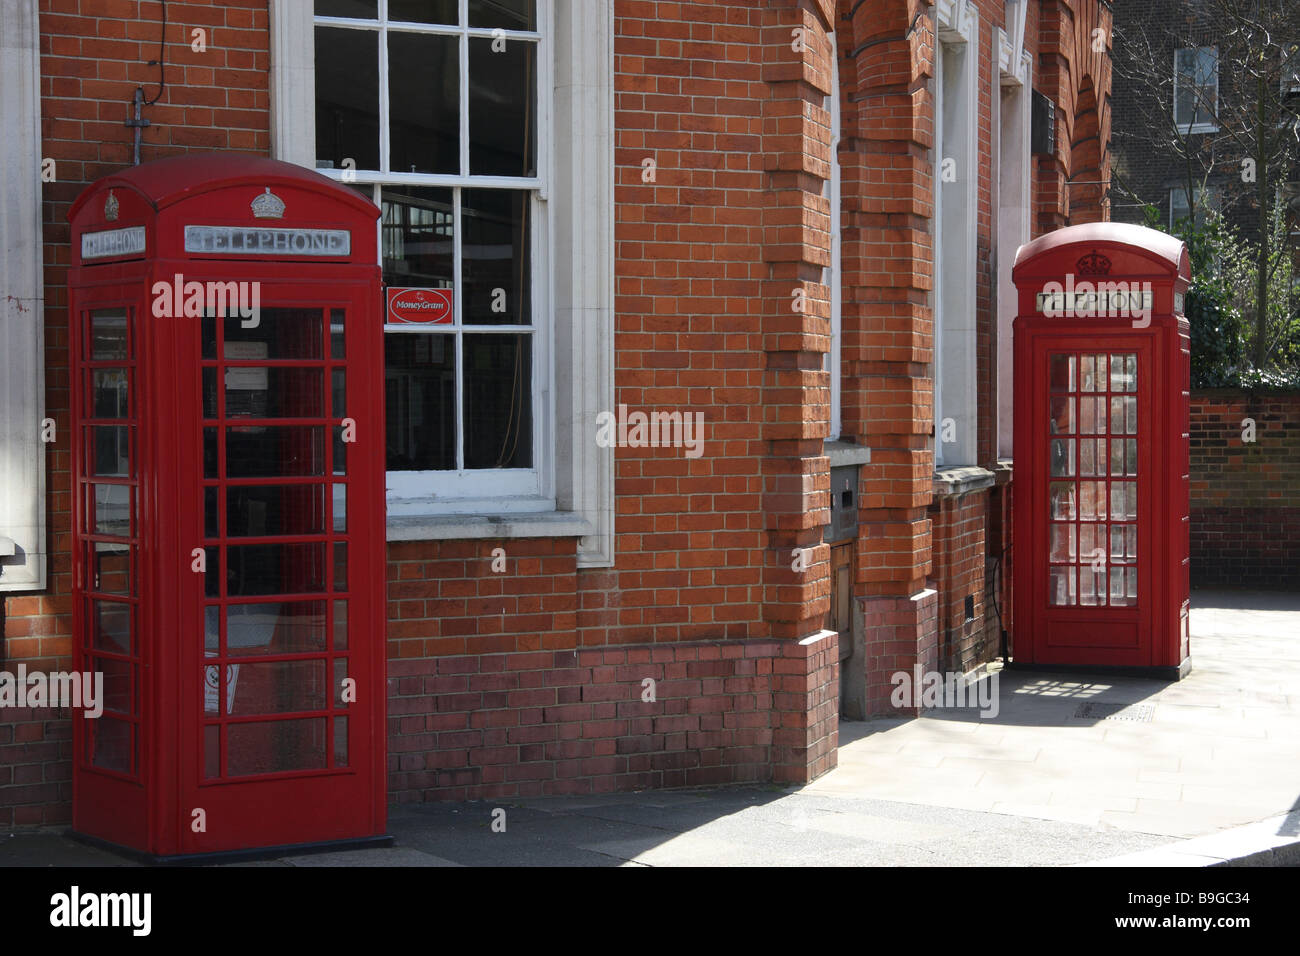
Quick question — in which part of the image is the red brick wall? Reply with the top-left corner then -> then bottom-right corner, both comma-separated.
861,589 -> 939,716
0,705 -> 69,827
387,632 -> 837,800
929,489 -> 990,672
1189,390 -> 1300,590
1034,0 -> 1113,231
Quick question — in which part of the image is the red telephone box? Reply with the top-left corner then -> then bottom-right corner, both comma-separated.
67,154 -> 387,858
1011,223 -> 1191,678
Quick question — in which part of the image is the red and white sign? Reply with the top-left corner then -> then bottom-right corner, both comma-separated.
386,286 -> 453,325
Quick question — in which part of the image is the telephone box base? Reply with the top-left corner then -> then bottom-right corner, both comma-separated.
68,830 -> 394,867
1006,658 -> 1192,682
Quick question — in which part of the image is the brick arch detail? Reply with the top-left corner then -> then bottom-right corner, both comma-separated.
1069,74 -> 1104,223
1036,0 -> 1113,230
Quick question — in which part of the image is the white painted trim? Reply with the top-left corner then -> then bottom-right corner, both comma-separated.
0,0 -> 47,591
996,19 -> 1032,459
933,45 -> 945,468
388,510 -> 591,541
934,3 -> 979,469
997,1 -> 1028,88
552,0 -> 615,567
825,31 -> 842,441
269,0 -> 315,168
936,0 -> 974,44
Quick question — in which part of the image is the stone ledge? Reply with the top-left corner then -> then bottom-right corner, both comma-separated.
824,440 -> 871,468
387,512 -> 594,542
933,465 -> 997,498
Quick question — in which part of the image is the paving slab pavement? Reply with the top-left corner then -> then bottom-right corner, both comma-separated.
809,589 -> 1300,840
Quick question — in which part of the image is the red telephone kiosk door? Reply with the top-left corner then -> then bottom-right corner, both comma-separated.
1011,223 -> 1191,678
67,154 -> 387,858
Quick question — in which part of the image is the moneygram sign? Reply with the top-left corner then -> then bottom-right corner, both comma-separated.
386,286 -> 453,325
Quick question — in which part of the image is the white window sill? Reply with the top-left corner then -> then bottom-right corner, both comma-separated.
386,510 -> 594,542
1177,122 -> 1218,135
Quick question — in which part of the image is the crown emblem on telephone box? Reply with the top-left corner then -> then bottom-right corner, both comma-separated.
104,190 -> 119,221
1076,250 -> 1112,276
251,187 -> 286,219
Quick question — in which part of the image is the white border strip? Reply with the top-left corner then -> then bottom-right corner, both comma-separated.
0,0 -> 48,591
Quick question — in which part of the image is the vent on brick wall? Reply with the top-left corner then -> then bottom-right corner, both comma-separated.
964,595 -> 975,622
1031,91 -> 1055,156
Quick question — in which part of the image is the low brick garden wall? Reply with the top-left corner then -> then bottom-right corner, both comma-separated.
1190,389 -> 1300,590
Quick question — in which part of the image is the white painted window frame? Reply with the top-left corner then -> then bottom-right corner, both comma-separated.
0,0 -> 47,591
270,0 -> 614,563
934,0 -> 979,470
1174,46 -> 1219,135
311,0 -> 550,508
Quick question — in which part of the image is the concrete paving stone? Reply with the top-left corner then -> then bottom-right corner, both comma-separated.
0,832 -> 141,867
885,715 -> 984,735
795,810 -> 963,845
221,859 -> 294,867
1046,789 -> 1139,813
503,796 -> 629,813
988,802 -> 1103,826
898,740 -> 1043,762
946,757 -> 1065,787
1179,783 -> 1299,811
1074,848 -> 1228,866
1097,726 -> 1218,753
1031,748 -> 1180,773
1241,709 -> 1300,726
1110,797 -> 1278,837
813,776 -> 986,804
836,783 -> 993,808
1136,765 -> 1299,790
1141,811 -> 1300,863
811,783 -> 1001,814
1179,750 -> 1300,776
536,798 -> 771,836
973,784 -> 1061,807
286,847 -> 459,867
992,728 -> 1111,751
826,749 -> 947,770
1094,816 -> 1211,839
1151,713 -> 1268,738
1054,776 -> 1185,801
582,834 -> 761,867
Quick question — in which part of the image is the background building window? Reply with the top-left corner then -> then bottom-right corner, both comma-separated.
313,0 -> 544,503
1169,183 -> 1221,229
1174,46 -> 1218,133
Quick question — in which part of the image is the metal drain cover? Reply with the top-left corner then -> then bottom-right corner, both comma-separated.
1072,702 -> 1155,722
